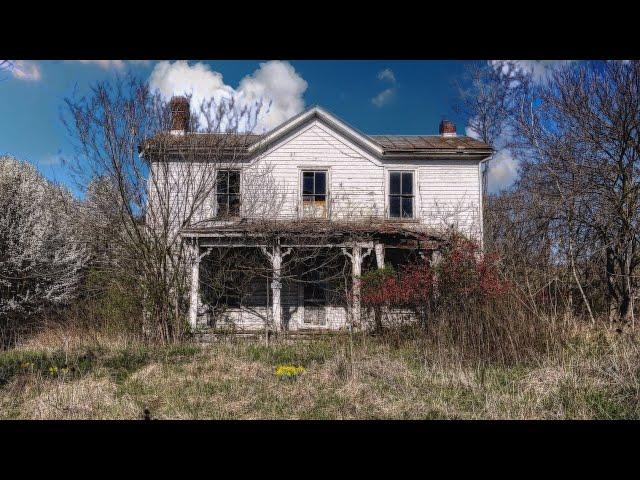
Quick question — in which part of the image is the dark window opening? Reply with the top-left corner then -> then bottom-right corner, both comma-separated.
389,171 -> 414,219
302,269 -> 327,325
216,170 -> 241,218
302,171 -> 327,218
221,290 -> 241,309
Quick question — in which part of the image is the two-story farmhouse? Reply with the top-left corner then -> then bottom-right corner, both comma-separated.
141,97 -> 492,333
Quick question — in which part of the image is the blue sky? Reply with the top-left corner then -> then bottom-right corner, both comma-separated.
0,60 -> 494,195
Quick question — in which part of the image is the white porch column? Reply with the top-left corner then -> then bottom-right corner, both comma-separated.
374,243 -> 385,269
188,242 -> 201,331
271,244 -> 283,332
188,243 -> 212,331
343,243 -> 372,329
430,250 -> 443,268
374,242 -> 386,330
352,245 -> 363,327
261,244 -> 292,332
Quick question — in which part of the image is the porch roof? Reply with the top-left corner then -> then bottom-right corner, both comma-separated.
179,219 -> 446,247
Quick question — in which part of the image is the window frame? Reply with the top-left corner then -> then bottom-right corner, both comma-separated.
386,168 -> 417,220
298,168 -> 330,219
215,169 -> 242,218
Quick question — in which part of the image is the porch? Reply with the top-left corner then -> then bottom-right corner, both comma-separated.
181,220 -> 444,333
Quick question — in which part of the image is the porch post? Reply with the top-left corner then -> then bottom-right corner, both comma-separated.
430,250 -> 443,268
262,243 -> 292,333
342,243 -> 371,329
374,242 -> 386,330
374,243 -> 385,269
188,242 -> 201,331
352,245 -> 363,326
271,244 -> 283,332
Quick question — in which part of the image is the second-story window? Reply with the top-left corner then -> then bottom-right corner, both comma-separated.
302,170 -> 327,218
389,171 -> 414,219
216,170 -> 240,218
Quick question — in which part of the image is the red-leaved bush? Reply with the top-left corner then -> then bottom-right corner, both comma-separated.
361,236 -> 509,324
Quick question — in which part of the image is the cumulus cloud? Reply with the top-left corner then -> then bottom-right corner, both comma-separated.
10,61 -> 41,81
377,68 -> 396,83
486,148 -> 519,193
372,68 -> 397,108
148,60 -> 308,133
489,60 -> 573,83
466,119 -> 519,192
371,88 -> 396,107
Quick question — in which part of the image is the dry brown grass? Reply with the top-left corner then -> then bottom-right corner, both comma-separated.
1,322 -> 638,419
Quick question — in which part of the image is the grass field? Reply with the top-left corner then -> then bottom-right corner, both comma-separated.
0,324 -> 638,419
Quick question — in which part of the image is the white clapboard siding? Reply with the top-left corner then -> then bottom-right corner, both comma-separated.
204,277 -> 349,331
150,121 -> 482,240
244,120 -> 386,220
156,115 -> 483,331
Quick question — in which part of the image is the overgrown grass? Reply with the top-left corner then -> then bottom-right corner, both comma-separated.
0,323 -> 638,419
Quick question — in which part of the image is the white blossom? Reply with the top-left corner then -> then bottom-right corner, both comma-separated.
0,156 -> 87,318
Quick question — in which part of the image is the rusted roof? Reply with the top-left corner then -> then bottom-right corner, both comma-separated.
142,132 -> 490,157
369,135 -> 490,152
140,105 -> 491,158
140,133 -> 262,153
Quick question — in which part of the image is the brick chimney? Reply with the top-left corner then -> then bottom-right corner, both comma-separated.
439,119 -> 456,137
170,96 -> 190,134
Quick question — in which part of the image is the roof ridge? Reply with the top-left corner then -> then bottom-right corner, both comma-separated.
368,134 -> 474,138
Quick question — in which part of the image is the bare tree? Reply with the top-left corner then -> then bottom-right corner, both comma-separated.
508,61 -> 640,324
63,74 -> 268,343
454,61 -> 514,196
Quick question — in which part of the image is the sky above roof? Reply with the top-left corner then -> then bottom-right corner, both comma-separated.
0,60 -> 561,196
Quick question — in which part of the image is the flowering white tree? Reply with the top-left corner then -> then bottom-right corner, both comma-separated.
0,156 -> 87,325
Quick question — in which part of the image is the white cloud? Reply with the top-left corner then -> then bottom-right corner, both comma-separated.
489,60 -> 573,83
487,148 -> 519,193
78,60 -> 126,69
465,124 -> 481,140
148,60 -> 308,133
11,61 -> 41,81
371,68 -> 397,108
466,117 -> 519,192
75,60 -> 152,70
377,68 -> 396,83
372,88 -> 395,108
237,61 -> 308,131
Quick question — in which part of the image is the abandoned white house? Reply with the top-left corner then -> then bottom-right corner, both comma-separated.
140,97 -> 492,333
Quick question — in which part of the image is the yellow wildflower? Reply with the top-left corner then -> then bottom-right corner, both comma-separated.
275,365 -> 306,379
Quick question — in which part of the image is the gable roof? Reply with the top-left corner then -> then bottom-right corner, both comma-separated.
248,106 -> 385,156
140,106 -> 492,160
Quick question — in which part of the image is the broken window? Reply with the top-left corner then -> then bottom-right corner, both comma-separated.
302,171 -> 327,218
389,171 -> 414,219
216,170 -> 241,218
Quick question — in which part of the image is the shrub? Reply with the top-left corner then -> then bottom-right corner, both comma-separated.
360,235 -> 559,365
362,236 -> 509,321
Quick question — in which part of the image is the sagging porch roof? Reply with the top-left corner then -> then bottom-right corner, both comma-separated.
179,219 -> 447,249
